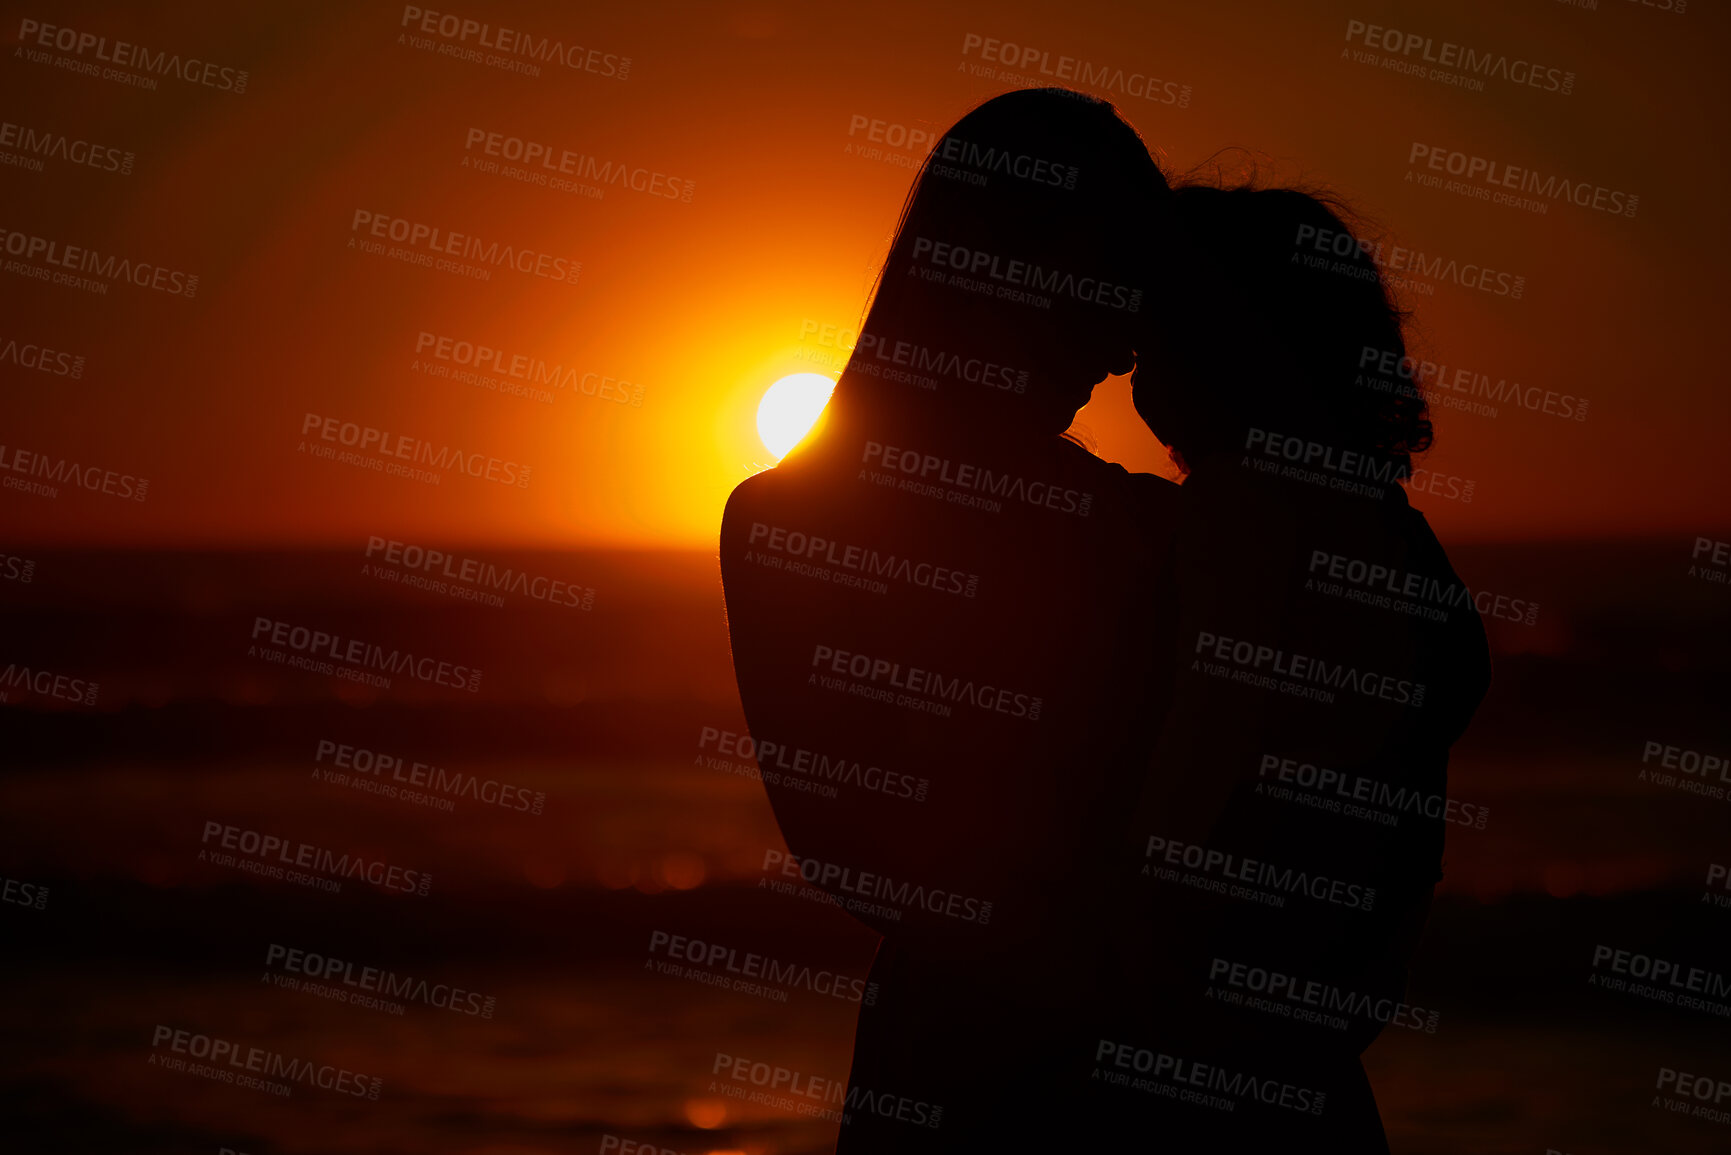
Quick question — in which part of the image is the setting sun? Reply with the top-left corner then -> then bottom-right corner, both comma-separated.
756,373 -> 835,458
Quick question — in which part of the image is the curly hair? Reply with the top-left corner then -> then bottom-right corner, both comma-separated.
1136,178 -> 1434,475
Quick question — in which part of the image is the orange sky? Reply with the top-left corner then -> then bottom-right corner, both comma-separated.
3,0 -> 1727,547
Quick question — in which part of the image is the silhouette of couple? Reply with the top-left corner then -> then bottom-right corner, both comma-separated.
721,88 -> 1490,1153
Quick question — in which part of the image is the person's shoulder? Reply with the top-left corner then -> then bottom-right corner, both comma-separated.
1051,442 -> 1182,547
1055,438 -> 1133,476
720,457 -> 842,549
721,467 -> 787,550
1172,455 -> 1261,520
725,465 -> 781,511
1381,485 -> 1448,562
1123,469 -> 1180,504
1052,440 -> 1177,496
1385,488 -> 1495,725
1116,469 -> 1179,538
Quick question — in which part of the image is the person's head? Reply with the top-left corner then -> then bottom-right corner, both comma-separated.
818,88 -> 1168,449
1133,182 -> 1432,475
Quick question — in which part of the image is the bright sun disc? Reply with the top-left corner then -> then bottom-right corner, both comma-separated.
756,373 -> 834,458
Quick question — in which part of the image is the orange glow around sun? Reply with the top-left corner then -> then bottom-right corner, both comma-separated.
755,373 -> 835,458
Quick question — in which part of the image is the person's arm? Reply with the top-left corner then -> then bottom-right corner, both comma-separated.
719,478 -> 899,927
720,476 -> 1017,956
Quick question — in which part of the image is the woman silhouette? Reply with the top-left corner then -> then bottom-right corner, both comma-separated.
1093,181 -> 1493,1151
720,89 -> 1178,1150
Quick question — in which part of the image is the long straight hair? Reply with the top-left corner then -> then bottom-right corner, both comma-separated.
800,88 -> 1168,458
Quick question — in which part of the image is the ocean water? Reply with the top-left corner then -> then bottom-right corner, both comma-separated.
2,545 -> 1727,1152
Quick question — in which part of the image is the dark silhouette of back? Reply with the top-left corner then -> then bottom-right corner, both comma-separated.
720,89 -> 1176,1150
1075,184 -> 1493,1151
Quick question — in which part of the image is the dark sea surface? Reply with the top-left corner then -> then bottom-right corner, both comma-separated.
2,543 -> 1728,1153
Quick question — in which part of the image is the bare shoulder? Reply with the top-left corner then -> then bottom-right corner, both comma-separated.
1123,469 -> 1180,506
1114,469 -> 1182,543
720,468 -> 788,546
